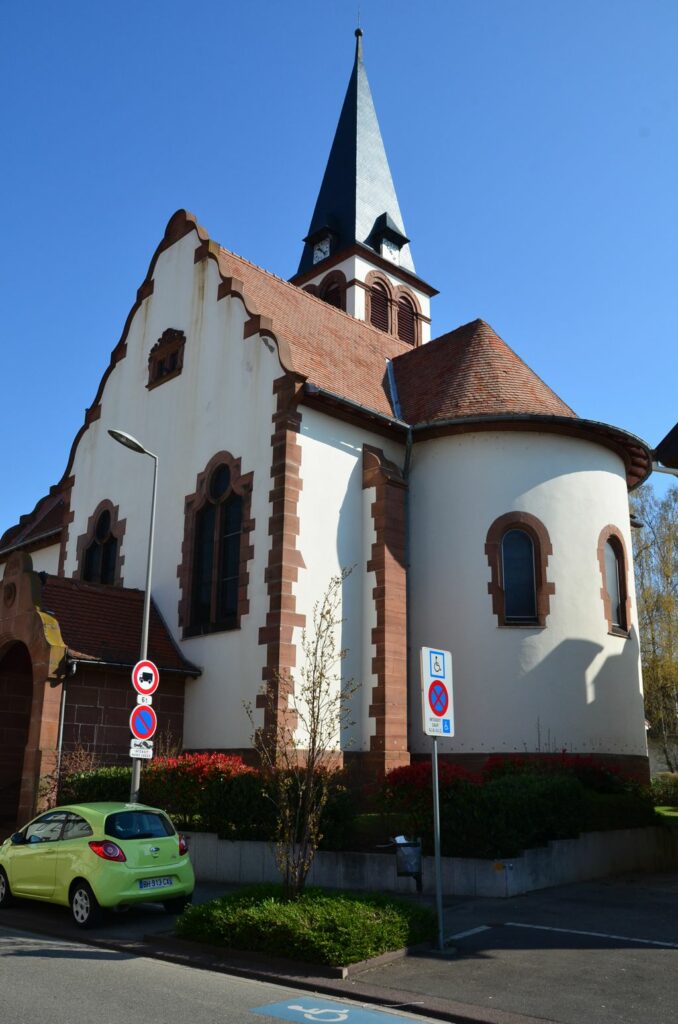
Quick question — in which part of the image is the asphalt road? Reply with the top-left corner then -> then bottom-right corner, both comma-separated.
1,873 -> 677,1024
0,924 -> 444,1024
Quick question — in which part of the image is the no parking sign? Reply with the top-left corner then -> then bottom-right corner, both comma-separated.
420,647 -> 454,737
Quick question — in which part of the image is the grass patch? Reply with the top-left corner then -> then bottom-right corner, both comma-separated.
656,806 -> 678,825
175,884 -> 435,966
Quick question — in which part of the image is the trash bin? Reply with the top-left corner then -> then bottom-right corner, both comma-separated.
393,835 -> 422,892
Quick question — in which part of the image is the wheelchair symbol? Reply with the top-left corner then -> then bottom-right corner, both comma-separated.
288,1008 -> 350,1023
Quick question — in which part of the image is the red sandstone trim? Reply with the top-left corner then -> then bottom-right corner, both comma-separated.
485,511 -> 555,627
596,524 -> 632,637
177,451 -> 255,636
257,375 -> 306,739
73,498 -> 127,587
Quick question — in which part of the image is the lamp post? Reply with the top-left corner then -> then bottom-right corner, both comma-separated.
108,429 -> 158,803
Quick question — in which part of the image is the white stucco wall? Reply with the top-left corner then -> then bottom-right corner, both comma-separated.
408,431 -> 646,759
0,543 -> 61,579
295,407 -> 403,751
27,543 -> 61,576
62,231 -> 280,750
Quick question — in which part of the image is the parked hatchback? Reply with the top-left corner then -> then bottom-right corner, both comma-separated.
0,802 -> 194,928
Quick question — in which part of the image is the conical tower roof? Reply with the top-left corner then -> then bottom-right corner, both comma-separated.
297,29 -> 414,275
392,319 -> 577,423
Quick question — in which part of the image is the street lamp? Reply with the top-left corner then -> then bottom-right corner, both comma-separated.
108,428 -> 158,803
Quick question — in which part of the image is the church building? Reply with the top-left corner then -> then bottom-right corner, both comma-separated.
0,31 -> 652,827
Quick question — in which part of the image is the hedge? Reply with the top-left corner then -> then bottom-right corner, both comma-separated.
652,772 -> 678,807
381,759 -> 658,858
175,883 -> 435,966
59,754 -> 354,848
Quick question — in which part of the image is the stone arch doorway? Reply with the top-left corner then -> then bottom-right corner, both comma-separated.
0,641 -> 33,832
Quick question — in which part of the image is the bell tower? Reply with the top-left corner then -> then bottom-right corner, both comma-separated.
290,30 -> 436,345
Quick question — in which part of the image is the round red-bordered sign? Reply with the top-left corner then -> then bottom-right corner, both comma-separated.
428,680 -> 449,718
132,660 -> 159,696
130,704 -> 158,741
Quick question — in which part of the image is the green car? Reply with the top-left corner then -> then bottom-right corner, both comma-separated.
0,802 -> 195,928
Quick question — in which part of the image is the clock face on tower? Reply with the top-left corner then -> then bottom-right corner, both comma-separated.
313,237 -> 331,264
382,238 -> 401,265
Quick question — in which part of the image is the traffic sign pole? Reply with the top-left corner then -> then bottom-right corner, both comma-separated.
432,736 -> 444,952
131,451 -> 158,803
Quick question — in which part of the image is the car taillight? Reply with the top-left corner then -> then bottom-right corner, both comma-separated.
89,840 -> 126,862
178,834 -> 188,856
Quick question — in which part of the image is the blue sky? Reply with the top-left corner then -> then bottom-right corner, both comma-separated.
2,0 -> 677,533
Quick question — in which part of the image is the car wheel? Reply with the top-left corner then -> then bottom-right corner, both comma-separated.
163,894 -> 193,915
70,881 -> 102,928
0,868 -> 14,908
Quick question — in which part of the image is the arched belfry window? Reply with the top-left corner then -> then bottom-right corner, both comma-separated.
319,271 -> 346,311
485,512 -> 554,627
178,452 -> 255,637
74,500 -> 126,586
597,526 -> 630,635
370,282 -> 390,332
397,295 -> 416,344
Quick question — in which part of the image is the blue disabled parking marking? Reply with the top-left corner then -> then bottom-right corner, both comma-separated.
251,997 -> 425,1024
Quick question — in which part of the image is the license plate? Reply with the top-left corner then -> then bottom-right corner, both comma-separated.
138,876 -> 173,890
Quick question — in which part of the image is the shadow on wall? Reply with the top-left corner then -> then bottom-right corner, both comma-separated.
336,454 -> 364,753
511,628 -> 645,753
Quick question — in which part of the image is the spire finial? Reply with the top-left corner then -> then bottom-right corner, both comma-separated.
354,26 -> 363,61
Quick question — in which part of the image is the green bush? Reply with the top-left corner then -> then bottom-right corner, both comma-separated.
59,765 -> 131,804
59,756 -> 356,844
652,772 -> 678,807
175,884 -> 435,966
381,760 -> 658,859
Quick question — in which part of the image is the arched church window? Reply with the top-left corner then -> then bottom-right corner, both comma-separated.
397,296 -> 416,344
179,452 -> 255,637
485,512 -> 554,627
370,282 -> 390,332
501,530 -> 536,622
76,501 -> 126,586
597,526 -> 630,635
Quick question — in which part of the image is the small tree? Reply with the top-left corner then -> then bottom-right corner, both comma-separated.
246,569 -> 358,899
630,483 -> 678,770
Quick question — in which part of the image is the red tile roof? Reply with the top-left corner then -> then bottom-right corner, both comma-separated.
217,247 -> 408,417
0,493 -> 64,555
393,319 -> 576,423
41,576 -> 199,675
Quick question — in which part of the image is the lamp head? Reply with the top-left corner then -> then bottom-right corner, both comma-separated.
108,429 -> 148,455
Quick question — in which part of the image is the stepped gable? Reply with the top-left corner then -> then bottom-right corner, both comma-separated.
392,318 -> 576,424
217,246 -> 410,416
40,576 -> 199,674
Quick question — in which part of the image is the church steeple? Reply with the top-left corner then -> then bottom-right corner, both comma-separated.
292,30 -> 435,345
296,28 -> 414,276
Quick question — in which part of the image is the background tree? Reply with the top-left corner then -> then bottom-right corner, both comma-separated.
246,569 -> 358,899
630,483 -> 678,770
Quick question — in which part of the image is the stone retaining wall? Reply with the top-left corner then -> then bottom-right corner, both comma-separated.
184,826 -> 678,898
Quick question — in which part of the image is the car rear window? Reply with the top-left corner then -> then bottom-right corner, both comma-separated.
104,811 -> 175,840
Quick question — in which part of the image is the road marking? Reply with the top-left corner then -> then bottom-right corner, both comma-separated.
449,926 -> 492,940
504,921 -> 678,949
252,997 -> 431,1024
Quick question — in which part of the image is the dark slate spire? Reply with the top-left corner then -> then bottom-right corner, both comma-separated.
297,29 -> 414,275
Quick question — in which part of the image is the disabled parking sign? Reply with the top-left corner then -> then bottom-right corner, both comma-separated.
420,646 -> 454,737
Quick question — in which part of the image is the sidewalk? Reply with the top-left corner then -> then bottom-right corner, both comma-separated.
2,873 -> 677,1024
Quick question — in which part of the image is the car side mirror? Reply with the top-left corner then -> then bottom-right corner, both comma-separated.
10,833 -> 26,845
